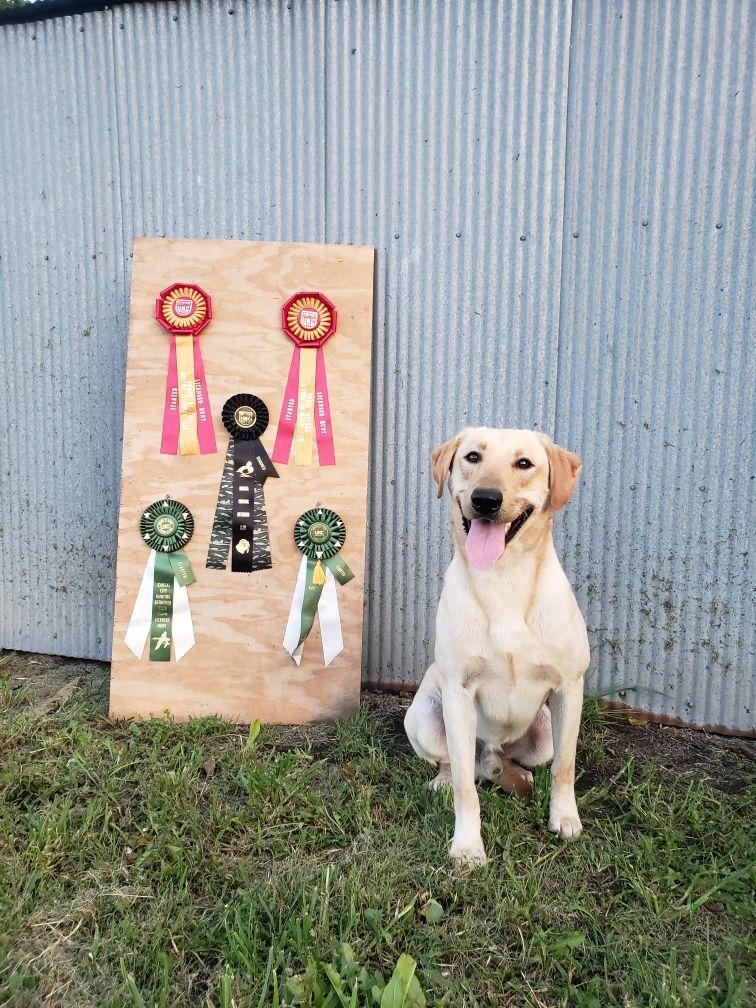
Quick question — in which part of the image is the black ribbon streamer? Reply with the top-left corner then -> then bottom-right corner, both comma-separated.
206,394 -> 278,572
206,443 -> 235,570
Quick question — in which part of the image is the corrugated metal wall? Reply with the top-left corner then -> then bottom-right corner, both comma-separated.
555,0 -> 755,733
0,0 -> 752,731
323,0 -> 573,692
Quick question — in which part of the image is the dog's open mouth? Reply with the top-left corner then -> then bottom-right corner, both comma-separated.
459,502 -> 534,571
504,507 -> 534,542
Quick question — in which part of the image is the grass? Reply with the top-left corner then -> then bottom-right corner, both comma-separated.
0,656 -> 753,1008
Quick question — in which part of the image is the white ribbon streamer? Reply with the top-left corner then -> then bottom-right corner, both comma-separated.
172,579 -> 195,661
283,557 -> 344,666
124,550 -> 195,662
283,555 -> 308,665
319,567 -> 344,666
124,550 -> 156,659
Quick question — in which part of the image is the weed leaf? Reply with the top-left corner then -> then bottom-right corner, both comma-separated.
381,954 -> 426,1008
247,719 -> 262,748
420,899 -> 444,924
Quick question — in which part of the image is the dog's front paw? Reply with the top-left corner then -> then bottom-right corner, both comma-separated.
449,833 -> 487,866
548,808 -> 583,839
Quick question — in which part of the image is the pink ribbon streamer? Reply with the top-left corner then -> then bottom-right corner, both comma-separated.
272,346 -> 301,464
160,336 -> 216,455
314,346 -> 335,466
160,336 -> 180,454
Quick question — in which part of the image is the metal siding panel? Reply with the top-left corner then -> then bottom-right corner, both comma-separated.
556,0 -> 755,731
0,0 -> 328,661
0,12 -> 125,659
325,0 -> 571,687
111,0 -> 327,243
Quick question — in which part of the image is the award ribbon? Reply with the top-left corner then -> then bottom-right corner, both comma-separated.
206,394 -> 279,572
272,292 -> 337,467
283,507 -> 354,665
124,498 -> 197,662
157,283 -> 217,456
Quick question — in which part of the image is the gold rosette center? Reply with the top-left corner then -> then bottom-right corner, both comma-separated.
287,296 -> 332,341
162,286 -> 208,330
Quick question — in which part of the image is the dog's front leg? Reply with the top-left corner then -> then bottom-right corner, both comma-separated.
548,678 -> 584,839
442,682 -> 486,866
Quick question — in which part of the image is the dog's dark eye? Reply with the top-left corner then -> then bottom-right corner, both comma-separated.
515,458 -> 533,470
464,451 -> 482,464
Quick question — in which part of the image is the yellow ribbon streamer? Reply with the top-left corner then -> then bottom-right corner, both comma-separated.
176,335 -> 199,456
312,559 -> 326,585
293,347 -> 317,466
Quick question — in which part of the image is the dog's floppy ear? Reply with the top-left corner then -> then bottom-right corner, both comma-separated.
431,435 -> 461,499
537,434 -> 582,510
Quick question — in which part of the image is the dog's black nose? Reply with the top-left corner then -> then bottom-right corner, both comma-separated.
470,487 -> 503,515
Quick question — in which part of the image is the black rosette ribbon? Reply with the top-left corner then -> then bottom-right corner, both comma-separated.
206,394 -> 279,572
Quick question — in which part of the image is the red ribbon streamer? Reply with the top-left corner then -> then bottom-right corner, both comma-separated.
272,347 -> 300,464
160,336 -> 216,455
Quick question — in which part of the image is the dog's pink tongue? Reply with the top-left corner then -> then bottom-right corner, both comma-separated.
465,519 -> 508,571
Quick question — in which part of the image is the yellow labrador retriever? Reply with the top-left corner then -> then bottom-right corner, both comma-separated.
404,427 -> 589,865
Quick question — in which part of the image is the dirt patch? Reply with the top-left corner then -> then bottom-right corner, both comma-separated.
2,651 -> 107,704
593,712 -> 754,794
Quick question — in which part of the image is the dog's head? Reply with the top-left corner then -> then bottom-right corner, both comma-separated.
431,427 -> 582,571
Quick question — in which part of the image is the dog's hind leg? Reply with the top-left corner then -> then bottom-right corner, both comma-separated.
477,744 -> 534,796
506,704 -> 554,768
404,666 -> 452,789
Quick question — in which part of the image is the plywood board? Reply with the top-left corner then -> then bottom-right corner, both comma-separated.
110,238 -> 374,723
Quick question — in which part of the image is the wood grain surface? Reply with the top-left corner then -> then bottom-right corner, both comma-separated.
109,238 -> 374,723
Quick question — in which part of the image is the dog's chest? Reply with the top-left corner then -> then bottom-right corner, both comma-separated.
472,659 -> 552,743
440,592 -> 567,676
438,584 -> 565,741
438,560 -> 582,675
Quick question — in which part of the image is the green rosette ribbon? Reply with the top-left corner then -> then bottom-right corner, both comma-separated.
283,507 -> 354,666
124,498 -> 197,663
